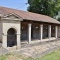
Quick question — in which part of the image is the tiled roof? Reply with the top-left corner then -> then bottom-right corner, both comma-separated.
0,6 -> 60,24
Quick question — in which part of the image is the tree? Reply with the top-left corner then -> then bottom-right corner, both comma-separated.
28,0 -> 60,17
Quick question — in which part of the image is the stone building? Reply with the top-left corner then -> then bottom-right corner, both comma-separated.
0,6 -> 60,49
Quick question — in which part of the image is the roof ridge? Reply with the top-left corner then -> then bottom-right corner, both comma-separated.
0,6 -> 49,17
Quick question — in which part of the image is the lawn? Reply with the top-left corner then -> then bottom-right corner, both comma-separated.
0,49 -> 60,60
37,49 -> 60,60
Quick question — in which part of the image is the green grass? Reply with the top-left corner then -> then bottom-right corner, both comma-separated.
0,49 -> 60,60
0,55 -> 7,60
36,49 -> 60,60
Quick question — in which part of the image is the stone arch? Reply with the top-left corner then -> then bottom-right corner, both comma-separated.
7,28 -> 17,47
6,26 -> 18,34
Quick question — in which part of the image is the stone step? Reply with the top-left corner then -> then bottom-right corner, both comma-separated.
0,47 -> 9,55
21,39 -> 59,48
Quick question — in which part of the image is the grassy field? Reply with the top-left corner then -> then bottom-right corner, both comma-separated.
37,49 -> 60,60
0,49 -> 60,60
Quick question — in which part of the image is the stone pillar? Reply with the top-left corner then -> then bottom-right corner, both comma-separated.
16,22 -> 21,49
2,34 -> 7,48
28,23 -> 31,44
48,25 -> 51,39
16,34 -> 21,49
55,26 -> 58,38
40,24 -> 43,40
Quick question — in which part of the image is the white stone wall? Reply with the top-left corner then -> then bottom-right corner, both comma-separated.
2,20 -> 21,48
2,20 -> 20,35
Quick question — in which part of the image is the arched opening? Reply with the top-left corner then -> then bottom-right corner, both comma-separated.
7,28 -> 17,47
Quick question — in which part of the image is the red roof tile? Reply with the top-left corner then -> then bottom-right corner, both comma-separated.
0,6 -> 60,24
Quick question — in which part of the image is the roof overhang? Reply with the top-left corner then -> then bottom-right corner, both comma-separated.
23,19 -> 60,25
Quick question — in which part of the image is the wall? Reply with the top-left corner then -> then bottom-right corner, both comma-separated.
0,20 -> 2,42
21,22 -> 28,40
2,20 -> 21,48
2,20 -> 20,35
58,26 -> 60,38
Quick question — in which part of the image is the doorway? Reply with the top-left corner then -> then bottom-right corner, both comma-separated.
7,28 -> 17,47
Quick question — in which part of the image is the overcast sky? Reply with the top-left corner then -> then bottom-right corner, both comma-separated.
0,0 -> 28,11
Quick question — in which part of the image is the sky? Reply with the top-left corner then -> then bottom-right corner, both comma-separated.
0,0 -> 29,11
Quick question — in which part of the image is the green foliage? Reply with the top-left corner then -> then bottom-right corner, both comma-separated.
28,0 -> 60,17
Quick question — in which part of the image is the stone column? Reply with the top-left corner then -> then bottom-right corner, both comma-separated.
48,25 -> 51,39
55,26 -> 58,38
40,24 -> 43,40
2,34 -> 7,48
16,34 -> 21,49
16,22 -> 21,49
28,23 -> 31,44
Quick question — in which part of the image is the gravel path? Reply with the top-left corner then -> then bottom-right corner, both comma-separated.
0,40 -> 60,58
12,40 -> 60,58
